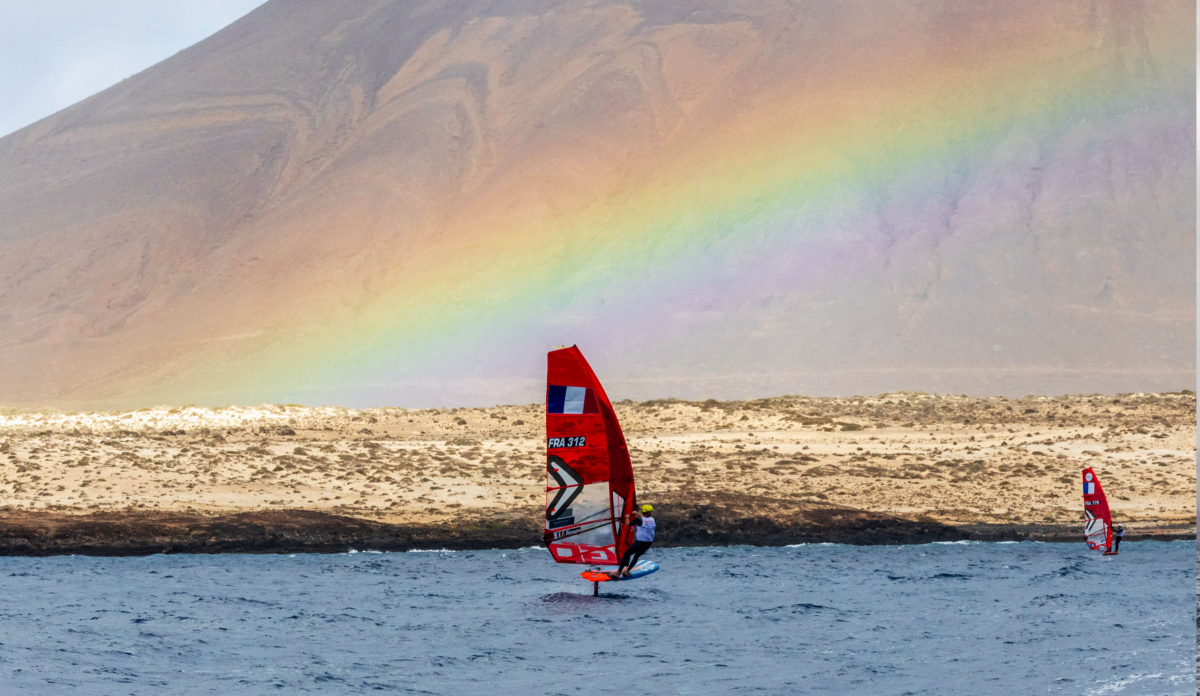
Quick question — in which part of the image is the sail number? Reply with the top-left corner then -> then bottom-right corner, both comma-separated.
547,436 -> 586,449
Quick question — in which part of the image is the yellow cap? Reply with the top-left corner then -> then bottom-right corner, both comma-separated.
641,504 -> 653,513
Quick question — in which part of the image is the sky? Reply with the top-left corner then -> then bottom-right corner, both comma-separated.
0,0 -> 267,137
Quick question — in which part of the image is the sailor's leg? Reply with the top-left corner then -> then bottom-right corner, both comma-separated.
623,541 -> 651,576
614,544 -> 637,576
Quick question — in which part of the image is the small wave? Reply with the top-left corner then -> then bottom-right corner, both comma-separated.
887,572 -> 972,582
1029,594 -> 1071,606
750,603 -> 835,615
1085,672 -> 1166,695
540,591 -> 629,603
406,548 -> 456,553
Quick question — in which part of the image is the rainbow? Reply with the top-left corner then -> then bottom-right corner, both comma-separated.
157,6 -> 1193,407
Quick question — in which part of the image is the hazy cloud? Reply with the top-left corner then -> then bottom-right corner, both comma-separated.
0,0 -> 267,137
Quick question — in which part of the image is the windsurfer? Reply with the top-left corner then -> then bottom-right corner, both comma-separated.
1112,524 -> 1124,553
613,505 -> 656,578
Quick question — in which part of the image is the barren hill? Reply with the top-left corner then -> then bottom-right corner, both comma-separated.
0,0 -> 1193,408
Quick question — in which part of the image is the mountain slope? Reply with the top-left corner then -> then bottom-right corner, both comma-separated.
0,0 -> 1193,408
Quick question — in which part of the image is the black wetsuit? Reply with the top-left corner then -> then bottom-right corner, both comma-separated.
1112,528 -> 1123,553
616,517 -> 655,575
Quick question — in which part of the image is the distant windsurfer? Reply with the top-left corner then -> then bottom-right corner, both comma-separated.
612,505 -> 656,578
1111,524 -> 1124,553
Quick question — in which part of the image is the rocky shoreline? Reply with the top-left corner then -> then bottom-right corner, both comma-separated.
0,496 -> 1190,557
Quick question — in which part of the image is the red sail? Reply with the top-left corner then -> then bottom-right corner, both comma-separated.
1081,468 -> 1113,553
544,346 -> 636,566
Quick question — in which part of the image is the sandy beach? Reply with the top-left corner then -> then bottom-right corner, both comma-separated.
0,392 -> 1193,553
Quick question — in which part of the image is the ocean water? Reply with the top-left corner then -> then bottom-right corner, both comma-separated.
0,541 -> 1193,695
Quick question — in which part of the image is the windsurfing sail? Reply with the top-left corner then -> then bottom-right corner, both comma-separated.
544,346 -> 636,566
1081,468 -> 1113,553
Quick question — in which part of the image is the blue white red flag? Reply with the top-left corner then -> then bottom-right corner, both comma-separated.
547,385 -> 599,414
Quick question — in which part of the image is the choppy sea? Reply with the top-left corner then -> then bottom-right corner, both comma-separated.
0,541 -> 1193,695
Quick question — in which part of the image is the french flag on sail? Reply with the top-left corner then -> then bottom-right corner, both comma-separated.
547,385 -> 599,414
1083,481 -> 1095,495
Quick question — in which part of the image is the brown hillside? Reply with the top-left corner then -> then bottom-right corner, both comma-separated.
0,1 -> 1194,408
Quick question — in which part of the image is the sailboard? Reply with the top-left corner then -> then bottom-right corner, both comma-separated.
1081,468 -> 1116,555
582,561 -> 659,583
544,346 -> 650,582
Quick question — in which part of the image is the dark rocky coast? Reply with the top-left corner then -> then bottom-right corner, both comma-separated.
0,494 -> 1189,557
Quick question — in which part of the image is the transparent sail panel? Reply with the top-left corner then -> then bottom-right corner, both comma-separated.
1084,511 -> 1109,549
570,483 -> 611,527
545,482 -> 615,546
